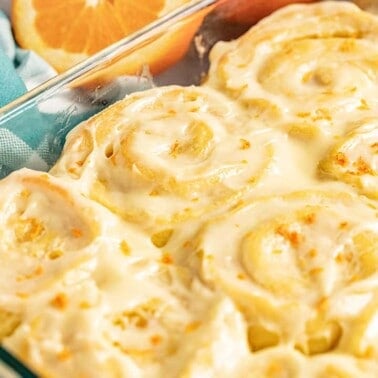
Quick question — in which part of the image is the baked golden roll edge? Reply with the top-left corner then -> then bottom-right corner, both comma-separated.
319,117 -> 378,199
206,1 -> 378,141
190,189 -> 378,358
50,85 -> 307,236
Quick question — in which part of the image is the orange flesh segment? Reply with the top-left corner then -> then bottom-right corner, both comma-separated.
33,0 -> 165,54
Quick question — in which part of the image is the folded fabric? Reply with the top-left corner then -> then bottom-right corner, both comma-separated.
0,10 -> 58,177
0,46 -> 26,106
0,10 -> 152,179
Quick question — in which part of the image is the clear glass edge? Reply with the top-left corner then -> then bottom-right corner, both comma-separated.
0,346 -> 38,378
0,0 -> 219,124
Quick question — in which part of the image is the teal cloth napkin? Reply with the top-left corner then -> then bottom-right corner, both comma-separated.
0,10 -> 62,177
0,10 -> 153,179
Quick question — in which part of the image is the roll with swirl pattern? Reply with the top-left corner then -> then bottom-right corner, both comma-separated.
51,85 -> 297,234
206,1 -> 378,141
192,190 -> 378,357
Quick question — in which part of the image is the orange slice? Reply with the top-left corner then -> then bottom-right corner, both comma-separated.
12,0 -> 208,75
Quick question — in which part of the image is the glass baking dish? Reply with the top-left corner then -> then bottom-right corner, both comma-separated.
0,0 -> 250,177
2,1 -> 378,376
0,0 -> 250,374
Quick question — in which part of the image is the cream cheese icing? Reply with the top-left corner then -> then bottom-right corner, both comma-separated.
1,2 -> 378,377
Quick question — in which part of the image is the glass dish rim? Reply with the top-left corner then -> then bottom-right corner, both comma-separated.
0,0 -> 218,125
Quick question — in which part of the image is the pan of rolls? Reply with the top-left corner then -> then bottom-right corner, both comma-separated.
1,1 -> 378,376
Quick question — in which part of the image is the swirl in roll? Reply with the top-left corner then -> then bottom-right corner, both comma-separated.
0,169 -> 160,308
206,1 -> 378,140
4,252 -> 242,377
0,169 -> 99,302
192,190 -> 378,357
319,117 -> 378,199
51,85 -> 294,233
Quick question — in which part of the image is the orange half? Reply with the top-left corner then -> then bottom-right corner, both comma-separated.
12,0 -> 209,75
